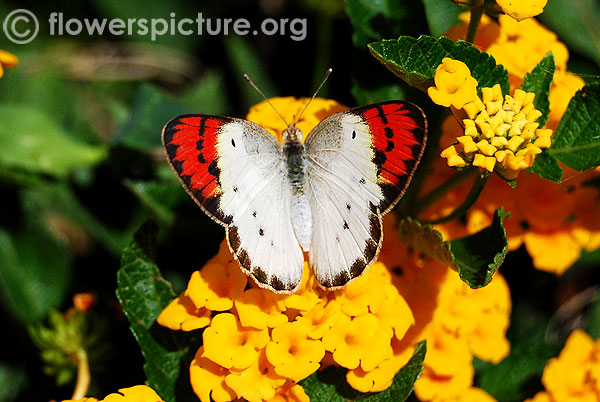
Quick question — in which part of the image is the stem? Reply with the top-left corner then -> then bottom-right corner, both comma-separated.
422,172 -> 489,225
415,167 -> 478,215
466,7 -> 484,44
71,349 -> 90,400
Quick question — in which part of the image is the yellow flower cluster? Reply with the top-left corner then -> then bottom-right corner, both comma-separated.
0,49 -> 18,79
427,58 -> 478,109
426,13 -> 600,275
379,217 -> 511,401
158,240 -> 415,401
62,385 -> 163,402
526,329 -> 600,402
439,81 -> 552,177
495,0 -> 547,21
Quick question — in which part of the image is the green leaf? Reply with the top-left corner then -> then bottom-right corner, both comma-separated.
529,151 -> 564,182
116,221 -> 198,402
398,218 -> 455,267
300,366 -> 361,402
521,53 -> 555,127
345,0 -> 409,48
368,35 -> 509,94
421,0 -> 461,36
0,222 -> 71,324
449,208 -> 509,288
0,362 -> 27,402
181,70 -> 228,116
398,209 -> 509,288
112,84 -> 194,152
300,341 -> 426,401
124,179 -> 183,226
0,105 -> 107,178
224,35 -> 276,111
547,82 -> 600,171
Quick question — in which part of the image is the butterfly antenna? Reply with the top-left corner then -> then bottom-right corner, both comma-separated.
294,68 -> 333,126
243,73 -> 290,127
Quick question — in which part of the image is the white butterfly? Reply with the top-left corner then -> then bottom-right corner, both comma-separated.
162,98 -> 426,293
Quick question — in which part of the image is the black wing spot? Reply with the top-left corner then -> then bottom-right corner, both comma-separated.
231,138 -> 236,147
346,203 -> 351,210
352,131 -> 356,139
343,220 -> 349,230
336,236 -> 340,243
208,160 -> 220,176
197,153 -> 206,163
196,139 -> 204,150
385,127 -> 394,138
259,228 -> 264,236
252,211 -> 257,218
233,185 -> 238,193
385,140 -> 395,152
359,178 -> 366,185
373,149 -> 387,165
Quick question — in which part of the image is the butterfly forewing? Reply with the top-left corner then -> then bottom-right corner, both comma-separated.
305,101 -> 427,288
162,115 -> 305,293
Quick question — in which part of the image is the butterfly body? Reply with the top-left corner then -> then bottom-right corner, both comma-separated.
163,101 -> 427,294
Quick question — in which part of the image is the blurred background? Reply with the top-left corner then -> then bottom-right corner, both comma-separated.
0,0 -> 599,401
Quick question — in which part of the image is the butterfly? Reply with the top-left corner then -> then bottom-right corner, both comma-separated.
162,98 -> 427,294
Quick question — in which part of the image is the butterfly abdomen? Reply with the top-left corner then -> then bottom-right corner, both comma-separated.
283,126 -> 313,251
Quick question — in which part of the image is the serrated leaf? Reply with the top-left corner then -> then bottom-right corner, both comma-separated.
547,82 -> 600,171
449,208 -> 509,288
0,105 -> 107,178
398,218 -> 455,266
116,221 -> 198,402
521,53 -> 555,127
529,151 -> 563,182
300,341 -> 426,401
368,35 -> 509,94
399,209 -> 508,288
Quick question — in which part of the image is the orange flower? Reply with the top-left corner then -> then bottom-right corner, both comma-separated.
0,49 -> 18,79
224,350 -> 285,402
496,0 -> 547,21
62,385 -> 164,402
322,313 -> 393,371
156,293 -> 211,331
527,329 -> 600,402
190,347 -> 237,402
202,313 -> 270,370
265,321 -> 325,381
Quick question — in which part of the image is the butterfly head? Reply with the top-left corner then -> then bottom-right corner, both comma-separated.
283,125 -> 304,145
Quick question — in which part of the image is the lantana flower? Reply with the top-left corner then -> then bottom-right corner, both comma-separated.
62,385 -> 164,402
427,58 -> 479,109
0,49 -> 18,79
525,329 -> 600,402
495,0 -> 547,21
429,60 -> 552,178
424,15 -> 600,276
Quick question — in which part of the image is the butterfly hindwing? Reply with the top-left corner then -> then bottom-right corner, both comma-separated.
304,101 -> 426,288
162,115 -> 305,293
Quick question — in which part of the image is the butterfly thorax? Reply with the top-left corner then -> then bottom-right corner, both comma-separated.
283,125 -> 312,251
